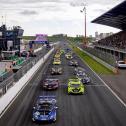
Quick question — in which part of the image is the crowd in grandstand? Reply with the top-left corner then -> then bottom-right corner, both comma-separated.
95,31 -> 126,50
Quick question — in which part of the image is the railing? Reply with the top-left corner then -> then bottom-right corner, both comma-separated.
0,47 -> 50,97
83,47 -> 116,67
94,44 -> 126,53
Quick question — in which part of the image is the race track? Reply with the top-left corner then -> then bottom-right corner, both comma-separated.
0,42 -> 126,126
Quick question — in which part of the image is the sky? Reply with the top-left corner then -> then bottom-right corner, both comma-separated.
0,0 -> 125,36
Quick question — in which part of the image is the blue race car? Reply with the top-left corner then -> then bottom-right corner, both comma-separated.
32,96 -> 58,123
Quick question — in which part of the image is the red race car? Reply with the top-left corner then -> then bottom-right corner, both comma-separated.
43,79 -> 59,90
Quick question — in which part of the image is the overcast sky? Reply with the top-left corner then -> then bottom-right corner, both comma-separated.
0,0 -> 125,36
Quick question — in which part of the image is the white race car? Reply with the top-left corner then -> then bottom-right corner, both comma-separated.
116,61 -> 126,68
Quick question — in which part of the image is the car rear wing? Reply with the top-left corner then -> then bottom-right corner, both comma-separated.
38,95 -> 57,103
39,95 -> 56,98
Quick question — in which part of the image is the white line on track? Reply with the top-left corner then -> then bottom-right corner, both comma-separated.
77,47 -> 126,107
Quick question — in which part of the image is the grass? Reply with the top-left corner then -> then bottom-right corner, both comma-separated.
71,45 -> 113,75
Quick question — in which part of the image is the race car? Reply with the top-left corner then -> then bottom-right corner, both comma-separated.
69,60 -> 78,67
43,79 -> 59,90
54,54 -> 60,58
51,67 -> 62,75
74,67 -> 86,76
56,50 -> 62,55
76,74 -> 91,84
32,96 -> 58,122
116,60 -> 126,68
53,59 -> 61,65
65,53 -> 73,60
54,57 -> 60,61
68,78 -> 84,94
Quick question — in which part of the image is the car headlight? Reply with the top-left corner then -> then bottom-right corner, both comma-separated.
35,111 -> 40,116
34,112 -> 40,118
49,115 -> 54,119
34,115 -> 38,119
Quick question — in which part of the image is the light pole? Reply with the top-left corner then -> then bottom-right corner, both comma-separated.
80,5 -> 87,47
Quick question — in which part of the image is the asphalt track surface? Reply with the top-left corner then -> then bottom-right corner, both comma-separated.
0,42 -> 126,126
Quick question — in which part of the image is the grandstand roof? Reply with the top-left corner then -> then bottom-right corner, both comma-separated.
92,1 -> 126,30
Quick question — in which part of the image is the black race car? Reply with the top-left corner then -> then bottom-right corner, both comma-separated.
69,60 -> 78,67
51,67 -> 62,75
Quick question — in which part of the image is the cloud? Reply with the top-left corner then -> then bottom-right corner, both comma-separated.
0,0 -> 124,36
20,10 -> 38,15
0,0 -> 124,5
70,0 -> 125,7
94,9 -> 107,13
0,0 -> 62,4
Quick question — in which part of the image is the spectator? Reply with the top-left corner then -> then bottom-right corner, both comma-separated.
95,31 -> 126,50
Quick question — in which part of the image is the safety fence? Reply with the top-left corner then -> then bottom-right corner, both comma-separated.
0,47 -> 50,97
0,71 -> 13,82
83,47 -> 116,67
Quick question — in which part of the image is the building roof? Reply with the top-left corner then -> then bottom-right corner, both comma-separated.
92,1 -> 126,30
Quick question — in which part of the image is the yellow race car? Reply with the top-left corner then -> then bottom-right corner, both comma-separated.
54,54 -> 60,58
53,59 -> 61,65
54,57 -> 60,61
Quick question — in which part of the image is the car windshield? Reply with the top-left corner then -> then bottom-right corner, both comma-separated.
45,79 -> 57,84
54,59 -> 60,62
37,102 -> 52,110
46,80 -> 53,83
52,67 -> 61,70
78,68 -> 84,71
69,79 -> 79,82
39,110 -> 51,115
77,71 -> 85,76
118,61 -> 125,64
70,84 -> 80,87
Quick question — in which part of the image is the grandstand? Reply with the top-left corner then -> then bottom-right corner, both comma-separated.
92,1 -> 126,60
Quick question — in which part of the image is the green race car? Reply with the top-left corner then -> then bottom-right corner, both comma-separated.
67,78 -> 84,94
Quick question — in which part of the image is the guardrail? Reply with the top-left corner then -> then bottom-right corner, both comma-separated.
0,71 -> 13,82
0,47 -> 53,97
82,47 -> 116,67
78,47 -> 117,73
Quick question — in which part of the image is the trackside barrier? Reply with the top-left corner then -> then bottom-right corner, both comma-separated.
0,47 -> 44,83
0,47 -> 54,97
0,47 -> 55,116
77,47 -> 118,74
0,71 -> 13,82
